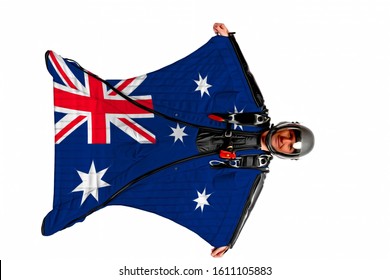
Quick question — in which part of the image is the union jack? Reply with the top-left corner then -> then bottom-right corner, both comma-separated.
47,51 -> 156,144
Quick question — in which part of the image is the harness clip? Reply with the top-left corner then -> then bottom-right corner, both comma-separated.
219,150 -> 237,159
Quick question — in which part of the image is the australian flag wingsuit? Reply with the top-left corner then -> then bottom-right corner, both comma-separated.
42,33 -> 273,249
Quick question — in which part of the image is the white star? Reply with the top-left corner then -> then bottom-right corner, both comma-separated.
231,105 -> 244,130
194,74 -> 212,97
193,188 -> 212,212
169,123 -> 188,143
72,161 -> 110,206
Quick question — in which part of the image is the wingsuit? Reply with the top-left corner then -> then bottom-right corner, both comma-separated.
42,33 -> 273,249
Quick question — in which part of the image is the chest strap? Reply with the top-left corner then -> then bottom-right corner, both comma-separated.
209,112 -> 270,127
209,154 -> 272,172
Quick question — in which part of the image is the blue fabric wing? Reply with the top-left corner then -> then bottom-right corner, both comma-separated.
110,154 -> 262,247
131,36 -> 265,130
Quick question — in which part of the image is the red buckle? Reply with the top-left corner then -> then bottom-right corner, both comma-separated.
219,150 -> 236,159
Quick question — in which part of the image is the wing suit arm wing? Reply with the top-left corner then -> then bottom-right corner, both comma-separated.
228,172 -> 267,248
228,33 -> 267,110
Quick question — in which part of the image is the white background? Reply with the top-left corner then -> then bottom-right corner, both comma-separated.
1,0 -> 389,279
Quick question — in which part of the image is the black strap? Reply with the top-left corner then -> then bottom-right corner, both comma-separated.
209,154 -> 272,172
210,112 -> 270,127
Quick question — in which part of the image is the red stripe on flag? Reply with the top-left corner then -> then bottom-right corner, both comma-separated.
108,78 -> 135,96
55,115 -> 87,143
49,52 -> 78,90
88,75 -> 107,144
118,117 -> 156,144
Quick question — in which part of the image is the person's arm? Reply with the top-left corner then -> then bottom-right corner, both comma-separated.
213,23 -> 229,37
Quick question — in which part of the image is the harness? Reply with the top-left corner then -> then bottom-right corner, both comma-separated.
197,111 -> 272,171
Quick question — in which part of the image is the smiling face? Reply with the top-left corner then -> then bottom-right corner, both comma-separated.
260,122 -> 314,160
270,128 -> 298,155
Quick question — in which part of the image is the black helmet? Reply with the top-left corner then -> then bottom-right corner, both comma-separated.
265,122 -> 315,160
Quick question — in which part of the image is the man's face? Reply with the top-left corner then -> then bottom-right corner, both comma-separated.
270,128 -> 297,155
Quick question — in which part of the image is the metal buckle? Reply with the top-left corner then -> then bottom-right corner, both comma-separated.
256,155 -> 272,167
224,130 -> 232,137
229,159 -> 241,168
254,114 -> 270,125
228,114 -> 237,124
